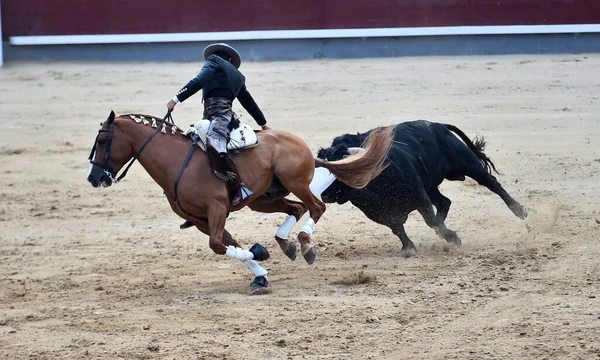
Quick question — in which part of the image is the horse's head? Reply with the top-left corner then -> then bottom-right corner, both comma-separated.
316,131 -> 369,204
87,111 -> 133,188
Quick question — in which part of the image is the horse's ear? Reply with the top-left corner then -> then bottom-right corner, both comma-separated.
108,110 -> 116,124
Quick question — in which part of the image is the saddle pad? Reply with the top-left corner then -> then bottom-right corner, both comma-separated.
194,120 -> 259,150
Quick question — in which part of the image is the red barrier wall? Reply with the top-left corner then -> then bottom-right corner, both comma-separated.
3,0 -> 600,40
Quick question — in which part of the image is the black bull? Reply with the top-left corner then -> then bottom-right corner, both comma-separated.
317,120 -> 528,255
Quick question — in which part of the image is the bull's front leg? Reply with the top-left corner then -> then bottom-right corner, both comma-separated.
389,216 -> 418,257
415,191 -> 462,245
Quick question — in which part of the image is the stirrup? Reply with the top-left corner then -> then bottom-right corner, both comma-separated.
232,185 -> 254,206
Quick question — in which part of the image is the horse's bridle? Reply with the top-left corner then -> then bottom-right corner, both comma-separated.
88,112 -> 172,184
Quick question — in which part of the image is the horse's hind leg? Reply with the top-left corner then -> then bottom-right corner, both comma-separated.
248,198 -> 308,261
465,167 -> 528,219
271,151 -> 327,264
282,186 -> 326,265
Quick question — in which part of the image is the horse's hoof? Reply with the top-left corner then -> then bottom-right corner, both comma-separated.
250,276 -> 269,295
284,242 -> 297,261
249,243 -> 270,262
302,245 -> 317,265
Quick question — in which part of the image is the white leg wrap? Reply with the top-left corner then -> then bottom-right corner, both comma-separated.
225,246 -> 254,261
243,260 -> 268,277
299,217 -> 316,237
310,167 -> 337,197
275,215 -> 297,240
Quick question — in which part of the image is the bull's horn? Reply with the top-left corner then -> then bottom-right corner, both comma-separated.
346,147 -> 365,155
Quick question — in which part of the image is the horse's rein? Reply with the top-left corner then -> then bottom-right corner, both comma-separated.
115,112 -> 172,182
88,112 -> 173,183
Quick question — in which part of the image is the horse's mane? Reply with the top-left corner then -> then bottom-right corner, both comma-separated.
122,113 -> 176,126
118,113 -> 181,136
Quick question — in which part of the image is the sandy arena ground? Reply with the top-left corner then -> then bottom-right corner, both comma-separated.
1,54 -> 599,359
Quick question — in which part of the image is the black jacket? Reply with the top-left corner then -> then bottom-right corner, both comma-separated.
175,55 -> 266,126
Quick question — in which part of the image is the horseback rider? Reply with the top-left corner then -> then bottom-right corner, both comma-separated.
167,43 -> 270,206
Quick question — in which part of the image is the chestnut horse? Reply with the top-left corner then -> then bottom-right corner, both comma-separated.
87,111 -> 393,293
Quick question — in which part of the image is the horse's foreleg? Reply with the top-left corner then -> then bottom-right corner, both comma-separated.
201,207 -> 271,293
222,229 -> 269,293
248,198 -> 308,261
206,206 -> 229,255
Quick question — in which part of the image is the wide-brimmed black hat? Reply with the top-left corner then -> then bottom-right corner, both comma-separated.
203,43 -> 241,68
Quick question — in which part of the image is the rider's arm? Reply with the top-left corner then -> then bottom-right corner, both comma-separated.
237,86 -> 267,127
172,57 -> 218,103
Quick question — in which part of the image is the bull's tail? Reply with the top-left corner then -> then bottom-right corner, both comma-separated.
314,126 -> 394,188
444,124 -> 499,175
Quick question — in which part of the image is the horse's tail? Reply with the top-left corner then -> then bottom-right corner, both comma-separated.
314,126 -> 394,189
444,124 -> 499,175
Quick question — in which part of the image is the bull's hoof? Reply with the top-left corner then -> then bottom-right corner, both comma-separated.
401,246 -> 417,258
445,231 -> 462,245
180,220 -> 194,229
302,245 -> 318,265
250,276 -> 269,295
510,203 -> 528,220
435,226 -> 462,245
249,243 -> 270,262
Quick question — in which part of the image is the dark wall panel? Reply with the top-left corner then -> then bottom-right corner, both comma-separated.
2,0 -> 599,40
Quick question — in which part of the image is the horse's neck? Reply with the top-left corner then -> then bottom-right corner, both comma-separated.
125,122 -> 197,193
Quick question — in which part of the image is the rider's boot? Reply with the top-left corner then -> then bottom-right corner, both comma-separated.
179,130 -> 255,229
208,131 -> 254,205
222,154 -> 254,206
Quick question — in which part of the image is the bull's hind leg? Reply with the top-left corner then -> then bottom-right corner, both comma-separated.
415,190 -> 462,245
248,198 -> 308,261
466,168 -> 528,219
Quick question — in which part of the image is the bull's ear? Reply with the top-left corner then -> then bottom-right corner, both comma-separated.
108,110 -> 116,124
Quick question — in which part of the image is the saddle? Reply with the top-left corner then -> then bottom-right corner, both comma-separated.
183,120 -> 259,152
182,120 -> 258,205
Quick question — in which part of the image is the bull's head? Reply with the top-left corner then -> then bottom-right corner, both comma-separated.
316,132 -> 369,204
